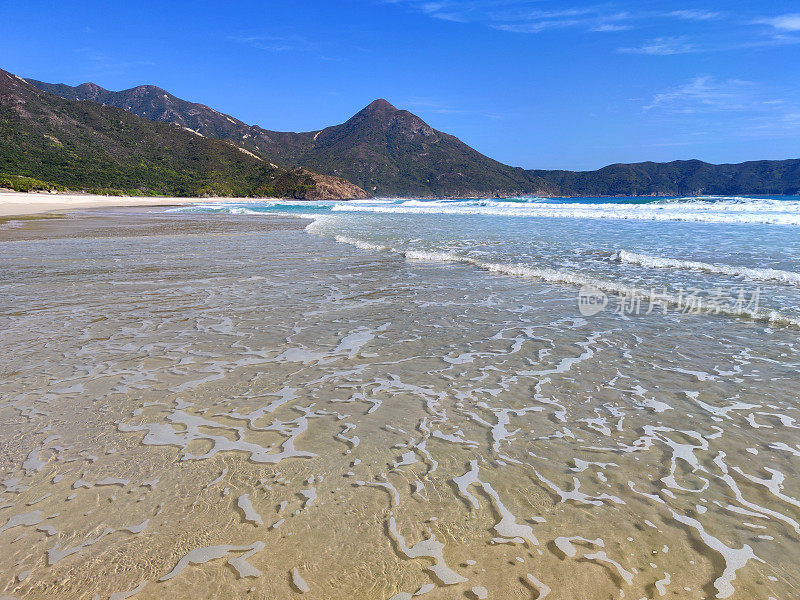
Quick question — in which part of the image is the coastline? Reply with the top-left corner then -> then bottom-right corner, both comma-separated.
3,190 -> 794,220
0,191 -> 252,218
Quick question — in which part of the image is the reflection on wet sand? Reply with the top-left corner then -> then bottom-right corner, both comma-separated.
0,209 -> 798,599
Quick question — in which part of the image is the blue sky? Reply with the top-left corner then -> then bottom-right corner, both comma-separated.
1,0 -> 798,170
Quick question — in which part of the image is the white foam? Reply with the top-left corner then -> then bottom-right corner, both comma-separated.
159,542 -> 265,581
109,581 -> 148,600
123,520 -> 150,534
329,236 -> 800,328
655,572 -> 671,596
48,528 -> 115,565
291,567 -> 310,593
617,250 -> 800,286
237,494 -> 264,526
119,405 -> 319,464
387,517 -> 467,586
553,536 -> 604,558
668,509 -> 760,599
532,468 -> 624,506
470,586 -> 489,599
452,461 -> 538,545
583,551 -> 634,585
356,476 -> 401,507
524,574 -> 551,598
299,487 -> 317,508
0,510 -> 43,534
22,448 -> 47,473
481,481 -> 538,545
330,197 -> 800,226
334,235 -> 389,251
452,461 -> 481,510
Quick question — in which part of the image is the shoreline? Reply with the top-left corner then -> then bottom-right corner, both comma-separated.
0,204 -> 310,243
0,191 -> 261,217
3,190 -> 792,219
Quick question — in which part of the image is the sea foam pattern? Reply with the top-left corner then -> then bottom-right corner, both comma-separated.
177,195 -> 800,327
3,209 -> 800,599
330,196 -> 800,225
615,250 -> 800,286
328,233 -> 800,328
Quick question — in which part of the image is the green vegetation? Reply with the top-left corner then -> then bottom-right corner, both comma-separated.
288,100 -> 547,198
0,173 -> 66,193
18,74 -> 800,198
0,70 -> 332,199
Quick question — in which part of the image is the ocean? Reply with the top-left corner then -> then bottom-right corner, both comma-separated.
187,195 -> 800,326
1,196 -> 799,599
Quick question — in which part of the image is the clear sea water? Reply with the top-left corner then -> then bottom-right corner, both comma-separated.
2,198 -> 799,599
185,195 -> 800,326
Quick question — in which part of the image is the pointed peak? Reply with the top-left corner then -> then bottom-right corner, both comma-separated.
363,99 -> 397,112
74,82 -> 108,97
126,84 -> 168,95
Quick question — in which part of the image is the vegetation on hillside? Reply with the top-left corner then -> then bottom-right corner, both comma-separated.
20,75 -> 800,198
0,173 -> 66,193
1,70 -> 365,199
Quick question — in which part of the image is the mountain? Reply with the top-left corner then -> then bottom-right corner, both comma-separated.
288,99 -> 553,197
1,70 -> 367,199
24,80 -> 552,197
27,78 -> 314,168
22,75 -> 800,198
532,159 -> 800,197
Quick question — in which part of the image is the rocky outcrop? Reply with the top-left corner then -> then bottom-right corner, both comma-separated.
298,169 -> 370,200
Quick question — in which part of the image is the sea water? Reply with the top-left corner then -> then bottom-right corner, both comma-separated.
1,198 -> 799,599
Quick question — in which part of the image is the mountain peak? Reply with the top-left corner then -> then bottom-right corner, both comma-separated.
77,82 -> 105,92
132,84 -> 168,94
364,98 -> 396,112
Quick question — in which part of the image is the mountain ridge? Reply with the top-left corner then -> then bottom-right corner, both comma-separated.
1,70 -> 367,199
20,74 -> 800,198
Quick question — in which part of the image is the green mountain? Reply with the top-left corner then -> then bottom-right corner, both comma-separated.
21,73 -> 800,198
532,159 -> 800,197
26,78 -> 313,168
1,70 -> 367,199
24,80 -> 548,197
286,99 -> 553,197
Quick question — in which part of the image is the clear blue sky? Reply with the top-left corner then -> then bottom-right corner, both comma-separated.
1,0 -> 798,170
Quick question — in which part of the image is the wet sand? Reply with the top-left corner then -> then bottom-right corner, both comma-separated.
1,208 -> 798,600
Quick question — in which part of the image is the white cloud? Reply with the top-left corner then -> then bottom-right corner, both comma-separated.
667,10 -> 721,21
234,35 -> 316,53
619,36 -> 697,55
641,76 -> 800,141
384,1 -> 641,33
493,19 -> 588,34
592,23 -> 633,32
385,2 -> 726,33
754,13 -> 800,31
645,76 -> 759,112
384,1 -> 800,58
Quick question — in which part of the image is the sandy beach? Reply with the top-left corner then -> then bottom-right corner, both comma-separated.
2,205 -> 799,599
0,191 -> 246,217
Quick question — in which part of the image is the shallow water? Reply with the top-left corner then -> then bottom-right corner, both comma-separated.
1,207 -> 799,599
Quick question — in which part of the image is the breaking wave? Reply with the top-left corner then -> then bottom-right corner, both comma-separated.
324,231 -> 800,328
330,197 -> 800,226
615,250 -> 800,286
